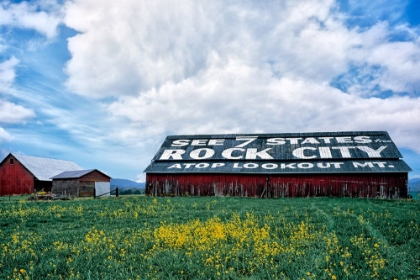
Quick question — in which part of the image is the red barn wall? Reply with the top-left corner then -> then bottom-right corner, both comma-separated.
80,171 -> 110,183
0,155 -> 34,196
146,173 -> 408,198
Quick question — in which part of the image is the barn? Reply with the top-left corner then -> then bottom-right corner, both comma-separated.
51,169 -> 111,198
144,131 -> 412,198
0,153 -> 82,196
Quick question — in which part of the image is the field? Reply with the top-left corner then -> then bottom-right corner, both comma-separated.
0,196 -> 419,279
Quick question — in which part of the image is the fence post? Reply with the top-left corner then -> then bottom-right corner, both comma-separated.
116,188 -> 119,198
94,187 -> 96,199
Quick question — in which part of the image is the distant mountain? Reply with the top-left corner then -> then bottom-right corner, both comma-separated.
111,178 -> 145,190
408,178 -> 420,191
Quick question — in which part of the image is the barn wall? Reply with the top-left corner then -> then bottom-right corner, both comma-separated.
0,155 -> 34,196
79,171 -> 110,197
52,179 -> 79,197
52,179 -> 95,197
79,181 -> 95,197
146,173 -> 408,198
80,171 -> 110,183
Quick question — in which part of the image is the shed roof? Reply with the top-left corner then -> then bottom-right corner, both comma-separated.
9,153 -> 83,181
51,169 -> 111,179
145,131 -> 412,174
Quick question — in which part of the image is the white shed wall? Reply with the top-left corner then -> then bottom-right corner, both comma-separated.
95,182 -> 110,196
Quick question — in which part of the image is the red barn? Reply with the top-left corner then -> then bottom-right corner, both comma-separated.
0,153 -> 82,196
144,131 -> 412,198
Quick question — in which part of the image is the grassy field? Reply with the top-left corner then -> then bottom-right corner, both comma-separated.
0,196 -> 419,279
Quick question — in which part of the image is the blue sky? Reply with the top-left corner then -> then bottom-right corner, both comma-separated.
0,0 -> 419,181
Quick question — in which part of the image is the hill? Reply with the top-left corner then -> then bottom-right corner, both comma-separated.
408,178 -> 420,191
110,178 -> 145,190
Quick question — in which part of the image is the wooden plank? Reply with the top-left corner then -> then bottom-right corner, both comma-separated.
146,173 -> 408,198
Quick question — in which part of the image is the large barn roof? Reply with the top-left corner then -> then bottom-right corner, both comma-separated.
144,131 -> 412,174
9,153 -> 83,181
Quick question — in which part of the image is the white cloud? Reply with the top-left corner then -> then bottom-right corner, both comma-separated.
366,41 -> 420,93
62,0 -> 420,158
0,1 -> 62,39
64,0 -> 221,97
63,0 -> 420,96
342,22 -> 420,95
107,61 -> 420,152
64,0 -> 350,97
0,100 -> 35,124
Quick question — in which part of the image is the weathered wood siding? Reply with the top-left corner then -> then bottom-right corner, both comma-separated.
80,171 -> 110,183
146,173 -> 408,198
52,179 -> 79,197
78,181 -> 95,197
0,154 -> 34,196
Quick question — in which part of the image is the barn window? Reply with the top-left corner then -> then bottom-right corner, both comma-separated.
10,158 -> 14,165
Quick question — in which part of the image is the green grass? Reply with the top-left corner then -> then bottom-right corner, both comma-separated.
0,196 -> 419,279
0,195 -> 31,202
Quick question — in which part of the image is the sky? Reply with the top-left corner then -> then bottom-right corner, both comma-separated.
0,0 -> 419,182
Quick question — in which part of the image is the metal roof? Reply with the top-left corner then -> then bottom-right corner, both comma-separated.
51,169 -> 111,179
51,169 -> 96,179
164,131 -> 390,139
153,131 -> 402,161
145,131 -> 412,174
11,153 -> 83,181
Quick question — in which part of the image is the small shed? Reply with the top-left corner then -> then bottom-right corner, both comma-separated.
0,153 -> 82,196
51,169 -> 111,197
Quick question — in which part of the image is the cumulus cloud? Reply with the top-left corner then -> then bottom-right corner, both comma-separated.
108,61 -> 420,152
0,100 -> 35,124
64,0 -> 420,98
65,0 -> 356,97
62,0 -> 420,159
0,0 -> 62,39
